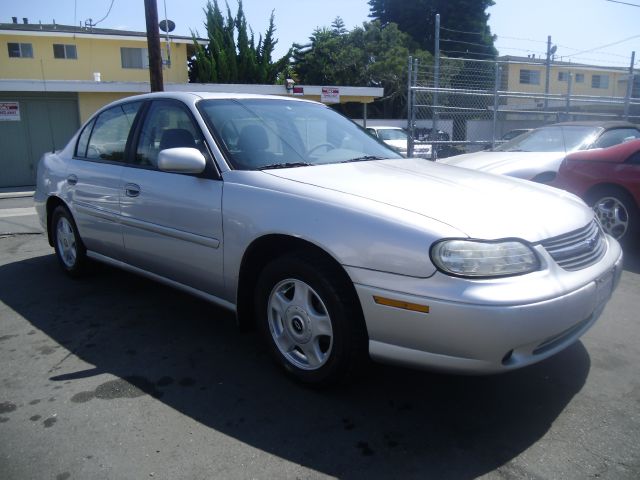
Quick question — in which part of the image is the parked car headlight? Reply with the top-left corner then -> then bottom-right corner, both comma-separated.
431,239 -> 539,277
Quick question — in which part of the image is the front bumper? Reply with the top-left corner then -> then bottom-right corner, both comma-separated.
352,241 -> 623,374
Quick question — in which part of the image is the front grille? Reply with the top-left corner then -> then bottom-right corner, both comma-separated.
541,220 -> 606,271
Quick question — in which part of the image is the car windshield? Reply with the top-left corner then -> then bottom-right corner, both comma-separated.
493,126 -> 600,153
198,99 -> 401,170
377,129 -> 408,141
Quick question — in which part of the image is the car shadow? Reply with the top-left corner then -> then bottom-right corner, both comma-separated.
0,253 -> 592,479
622,243 -> 640,274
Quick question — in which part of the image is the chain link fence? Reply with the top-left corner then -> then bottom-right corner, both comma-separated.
407,56 -> 640,158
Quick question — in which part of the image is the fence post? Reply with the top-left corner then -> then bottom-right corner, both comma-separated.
431,13 -> 440,160
624,51 -> 636,121
407,56 -> 414,158
411,58 -> 419,158
566,72 -> 573,119
492,62 -> 501,148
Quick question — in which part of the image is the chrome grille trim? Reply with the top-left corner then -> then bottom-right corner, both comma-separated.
541,220 -> 606,271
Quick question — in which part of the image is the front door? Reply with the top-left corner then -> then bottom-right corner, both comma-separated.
119,99 -> 224,296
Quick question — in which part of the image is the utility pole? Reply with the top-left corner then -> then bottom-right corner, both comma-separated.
144,0 -> 164,92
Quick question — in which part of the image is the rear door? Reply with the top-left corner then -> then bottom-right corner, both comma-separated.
119,99 -> 224,295
68,101 -> 142,260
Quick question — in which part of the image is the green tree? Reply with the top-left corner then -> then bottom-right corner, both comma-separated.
292,19 -> 432,117
368,0 -> 497,60
189,0 -> 289,84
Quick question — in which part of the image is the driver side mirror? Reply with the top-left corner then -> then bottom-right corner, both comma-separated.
157,147 -> 206,174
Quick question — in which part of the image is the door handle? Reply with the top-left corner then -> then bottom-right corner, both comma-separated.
124,183 -> 141,197
67,174 -> 78,186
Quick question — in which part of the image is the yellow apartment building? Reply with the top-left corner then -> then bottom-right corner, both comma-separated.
0,19 -> 383,187
498,55 -> 638,113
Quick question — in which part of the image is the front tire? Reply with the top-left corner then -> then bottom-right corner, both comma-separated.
589,189 -> 638,244
255,252 -> 367,386
51,206 -> 88,277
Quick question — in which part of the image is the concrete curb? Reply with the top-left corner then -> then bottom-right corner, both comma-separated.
0,189 -> 35,199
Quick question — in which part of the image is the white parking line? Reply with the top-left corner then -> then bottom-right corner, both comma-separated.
0,207 -> 37,218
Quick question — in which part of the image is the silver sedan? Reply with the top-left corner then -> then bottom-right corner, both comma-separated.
35,92 -> 622,386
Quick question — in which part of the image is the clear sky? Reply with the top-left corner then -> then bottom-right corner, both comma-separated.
3,0 -> 639,68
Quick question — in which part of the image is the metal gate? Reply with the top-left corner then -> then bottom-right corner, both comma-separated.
0,92 -> 79,188
407,56 -> 640,159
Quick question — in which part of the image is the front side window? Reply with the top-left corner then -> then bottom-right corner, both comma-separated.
7,42 -> 33,58
575,73 -> 585,83
592,75 -> 609,89
53,44 -> 77,59
519,69 -> 540,85
558,71 -> 568,82
199,99 -> 400,170
121,47 -> 149,69
86,102 -> 142,162
134,100 -> 207,168
594,128 -> 640,149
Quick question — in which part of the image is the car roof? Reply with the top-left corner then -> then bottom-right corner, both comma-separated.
550,120 -> 639,129
566,138 -> 640,162
368,126 -> 404,130
103,91 -> 318,108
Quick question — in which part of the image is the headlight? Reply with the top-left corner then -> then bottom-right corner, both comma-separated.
431,239 -> 539,277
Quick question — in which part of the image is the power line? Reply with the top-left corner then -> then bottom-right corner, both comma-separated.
441,38 -> 495,49
93,0 -> 116,26
605,0 -> 640,7
440,26 -> 487,36
498,35 -> 548,45
563,34 -> 640,58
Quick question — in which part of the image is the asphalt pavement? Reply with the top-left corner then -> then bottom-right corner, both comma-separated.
0,194 -> 639,479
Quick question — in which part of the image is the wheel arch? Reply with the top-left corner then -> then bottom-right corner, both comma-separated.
584,183 -> 638,207
235,234 -> 365,333
45,196 -> 70,247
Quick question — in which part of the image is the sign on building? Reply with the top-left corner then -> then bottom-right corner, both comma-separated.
321,87 -> 340,104
0,102 -> 20,121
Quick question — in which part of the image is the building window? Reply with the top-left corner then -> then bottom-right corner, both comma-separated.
121,47 -> 149,69
53,44 -> 77,59
558,71 -> 568,82
519,69 -> 540,85
575,73 -> 585,83
592,74 -> 609,89
7,42 -> 33,58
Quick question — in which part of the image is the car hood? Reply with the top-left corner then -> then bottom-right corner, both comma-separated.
437,151 -> 566,178
263,158 -> 591,242
383,139 -> 431,151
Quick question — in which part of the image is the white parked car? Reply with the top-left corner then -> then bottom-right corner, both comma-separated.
35,92 -> 622,386
366,126 -> 433,159
439,121 -> 640,183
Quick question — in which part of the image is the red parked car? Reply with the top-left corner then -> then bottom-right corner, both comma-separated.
552,139 -> 640,243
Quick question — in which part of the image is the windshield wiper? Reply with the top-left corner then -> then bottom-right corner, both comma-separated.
340,155 -> 386,163
259,162 -> 312,170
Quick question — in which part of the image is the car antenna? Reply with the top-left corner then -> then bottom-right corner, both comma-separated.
39,59 -> 56,153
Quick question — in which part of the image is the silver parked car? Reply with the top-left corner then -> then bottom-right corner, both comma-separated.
439,121 -> 640,183
35,92 -> 623,386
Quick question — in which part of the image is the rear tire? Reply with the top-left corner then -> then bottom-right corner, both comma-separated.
51,206 -> 89,277
255,251 -> 368,386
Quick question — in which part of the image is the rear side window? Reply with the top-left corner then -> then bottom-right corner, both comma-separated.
85,102 -> 142,162
75,119 -> 95,158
